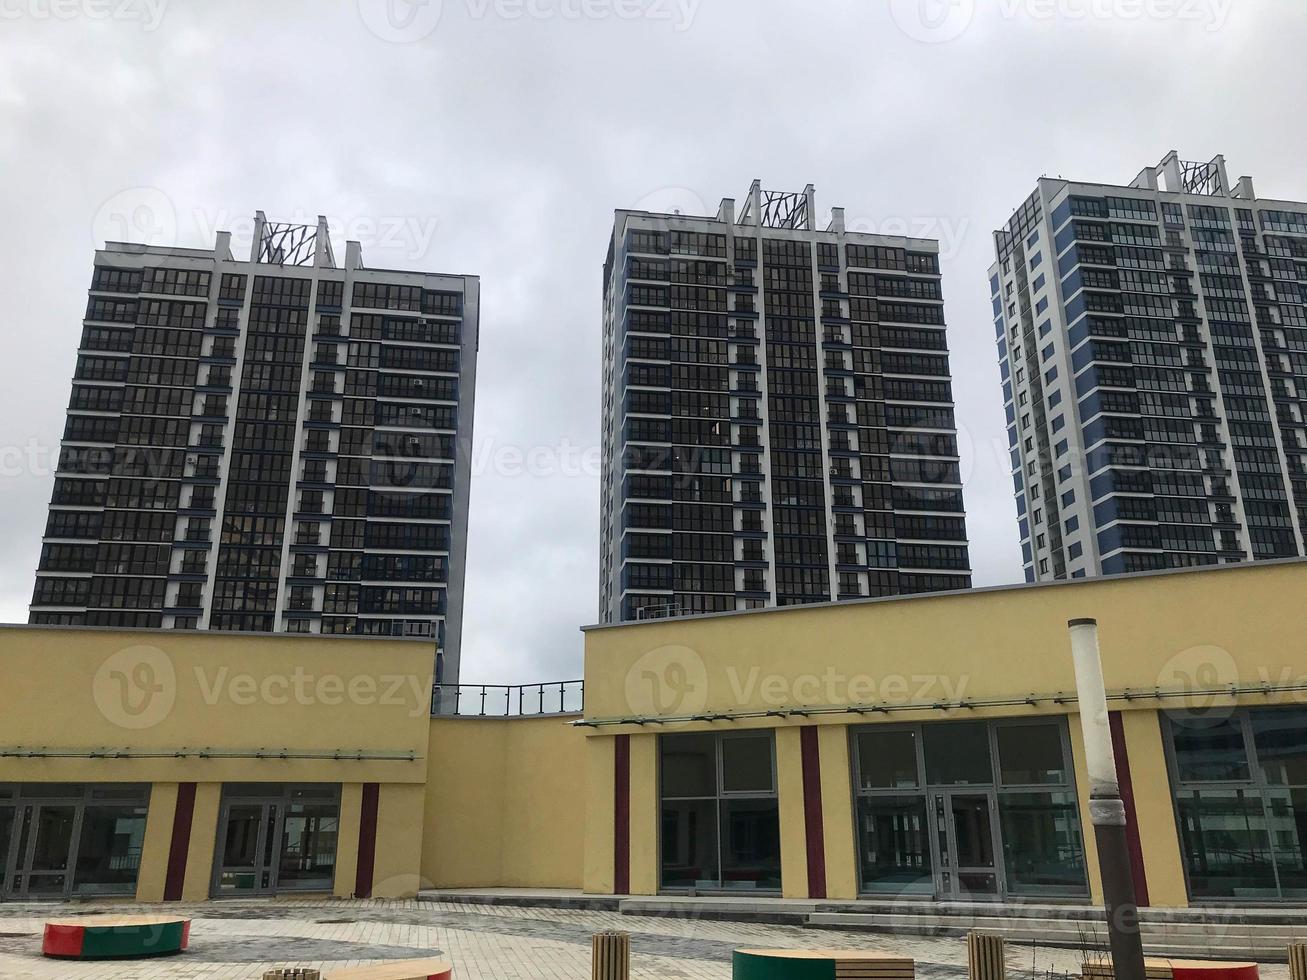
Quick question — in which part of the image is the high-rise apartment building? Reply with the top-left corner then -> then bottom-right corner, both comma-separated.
992,151 -> 1307,582
600,181 -> 972,623
30,213 -> 477,681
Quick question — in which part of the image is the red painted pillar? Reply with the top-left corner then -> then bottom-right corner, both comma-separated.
614,735 -> 631,895
799,727 -> 827,899
1108,712 -> 1150,907
355,783 -> 380,899
163,783 -> 197,902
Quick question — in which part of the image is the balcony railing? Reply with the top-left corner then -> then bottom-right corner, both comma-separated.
431,681 -> 584,717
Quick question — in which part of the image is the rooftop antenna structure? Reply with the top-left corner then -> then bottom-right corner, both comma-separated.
735,180 -> 816,230
250,211 -> 336,268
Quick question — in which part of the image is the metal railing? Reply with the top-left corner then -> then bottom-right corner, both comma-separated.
431,681 -> 584,717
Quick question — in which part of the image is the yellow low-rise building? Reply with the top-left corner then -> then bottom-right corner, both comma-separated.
0,560 -> 1304,908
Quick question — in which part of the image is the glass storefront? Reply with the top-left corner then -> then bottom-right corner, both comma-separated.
0,783 -> 149,900
212,784 -> 340,896
1165,707 -> 1307,901
853,720 -> 1088,900
659,732 -> 781,892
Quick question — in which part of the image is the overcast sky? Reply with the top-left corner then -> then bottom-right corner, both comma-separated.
0,0 -> 1303,682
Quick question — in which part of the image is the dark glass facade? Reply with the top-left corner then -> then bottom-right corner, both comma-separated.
601,186 -> 971,623
30,216 -> 477,682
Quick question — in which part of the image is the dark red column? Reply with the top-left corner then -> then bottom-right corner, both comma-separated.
355,783 -> 380,899
614,735 -> 631,894
1108,712 -> 1150,907
162,782 -> 197,902
799,727 -> 827,899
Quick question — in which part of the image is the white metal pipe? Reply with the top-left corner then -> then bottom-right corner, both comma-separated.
1069,618 -> 1121,801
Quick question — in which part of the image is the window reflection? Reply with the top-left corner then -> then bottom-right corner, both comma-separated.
853,721 -> 1086,899
1167,708 -> 1307,900
659,733 -> 780,892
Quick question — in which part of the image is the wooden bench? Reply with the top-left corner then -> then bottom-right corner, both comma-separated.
326,958 -> 453,980
42,913 -> 190,959
1084,958 -> 1260,980
734,949 -> 914,980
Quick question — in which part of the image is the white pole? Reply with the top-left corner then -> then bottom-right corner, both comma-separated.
1068,617 -> 1119,799
1067,618 -> 1145,980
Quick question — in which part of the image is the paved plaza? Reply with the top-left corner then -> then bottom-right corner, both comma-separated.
0,898 -> 1288,980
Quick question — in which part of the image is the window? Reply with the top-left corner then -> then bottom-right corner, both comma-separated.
852,721 -> 1087,899
1165,707 -> 1307,900
659,732 -> 780,892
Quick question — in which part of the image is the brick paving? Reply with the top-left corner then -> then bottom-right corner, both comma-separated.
0,899 -> 1287,979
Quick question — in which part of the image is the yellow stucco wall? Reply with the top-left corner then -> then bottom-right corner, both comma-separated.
372,783 -> 427,897
136,781 -> 178,903
1120,708 -> 1189,908
775,727 -> 808,899
817,725 -> 857,900
581,560 -> 1307,724
583,735 -> 616,894
335,783 -> 364,898
628,733 -> 659,895
421,715 -> 587,890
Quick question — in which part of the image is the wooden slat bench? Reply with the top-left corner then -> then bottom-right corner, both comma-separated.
326,958 -> 453,980
42,914 -> 190,959
735,949 -> 914,980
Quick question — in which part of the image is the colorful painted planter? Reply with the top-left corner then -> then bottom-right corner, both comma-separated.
326,958 -> 453,980
42,914 -> 190,960
1084,958 -> 1260,980
734,949 -> 915,980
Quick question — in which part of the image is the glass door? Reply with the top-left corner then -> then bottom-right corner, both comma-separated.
212,785 -> 341,897
933,791 -> 1002,900
5,804 -> 79,899
215,802 -> 277,895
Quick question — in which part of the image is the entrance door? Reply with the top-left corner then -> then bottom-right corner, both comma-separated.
215,802 -> 278,896
933,792 -> 1002,900
4,803 -> 79,900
